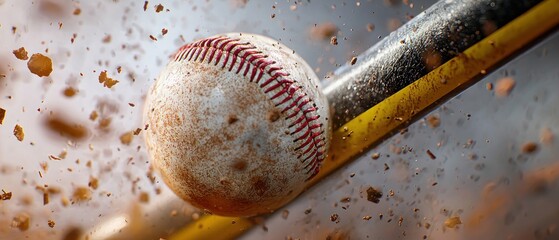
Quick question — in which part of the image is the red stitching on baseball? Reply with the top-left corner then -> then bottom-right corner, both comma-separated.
173,36 -> 326,180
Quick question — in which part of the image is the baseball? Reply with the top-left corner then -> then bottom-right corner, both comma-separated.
144,33 -> 331,217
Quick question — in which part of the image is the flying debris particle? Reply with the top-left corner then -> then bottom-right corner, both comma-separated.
12,213 -> 30,231
120,131 -> 134,145
366,187 -> 383,203
133,128 -> 142,135
367,23 -> 375,32
45,117 -> 88,140
98,71 -> 119,88
495,77 -> 515,97
102,35 -> 112,43
521,142 -> 538,154
72,187 -> 91,202
310,22 -> 338,40
88,176 -> 99,190
0,108 -> 5,124
426,114 -> 440,128
47,220 -> 56,228
330,36 -> 338,45
350,56 -> 357,65
330,213 -> 339,222
282,210 -> 289,219
1,190 -> 12,200
486,82 -> 493,91
27,53 -> 53,77
154,4 -> 164,13
143,1 -> 148,11
13,47 -> 29,60
13,124 -> 24,141
63,87 -> 78,97
139,192 -> 150,203
426,149 -> 436,160
444,216 -> 462,228
540,127 -> 554,145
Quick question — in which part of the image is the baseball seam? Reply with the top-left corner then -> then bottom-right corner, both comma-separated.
173,36 -> 326,180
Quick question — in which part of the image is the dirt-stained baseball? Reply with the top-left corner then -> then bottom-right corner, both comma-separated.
144,33 -> 331,217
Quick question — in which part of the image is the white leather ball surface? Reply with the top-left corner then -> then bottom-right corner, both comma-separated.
144,33 -> 330,216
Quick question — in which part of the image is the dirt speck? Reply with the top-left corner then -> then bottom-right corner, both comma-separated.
98,117 -> 111,129
384,0 -> 400,7
426,149 -> 436,160
120,131 -> 134,145
282,210 -> 289,219
495,77 -> 515,97
12,213 -> 30,231
13,124 -> 24,141
13,47 -> 29,60
350,56 -> 357,65
444,216 -> 462,228
62,227 -> 82,240
330,36 -> 338,45
47,220 -> 55,228
309,22 -> 338,40
98,71 -> 119,88
45,117 -> 88,140
521,141 -> 538,154
387,18 -> 402,31
230,0 -> 248,8
39,0 -> 66,17
89,111 -> 98,121
143,1 -> 148,11
27,53 -> 53,77
422,50 -> 442,70
227,115 -> 238,124
88,176 -> 99,190
540,127 -> 554,145
139,192 -> 150,203
63,86 -> 78,97
1,190 -> 12,200
0,108 -> 5,124
252,177 -> 268,196
72,186 -> 91,202
154,4 -> 164,13
366,23 -> 375,32
133,128 -> 142,135
43,192 -> 49,205
426,114 -> 440,128
486,82 -> 493,91
324,229 -> 349,240
267,109 -> 280,122
102,35 -> 111,43
366,186 -> 382,203
232,160 -> 247,171
330,213 -> 339,222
